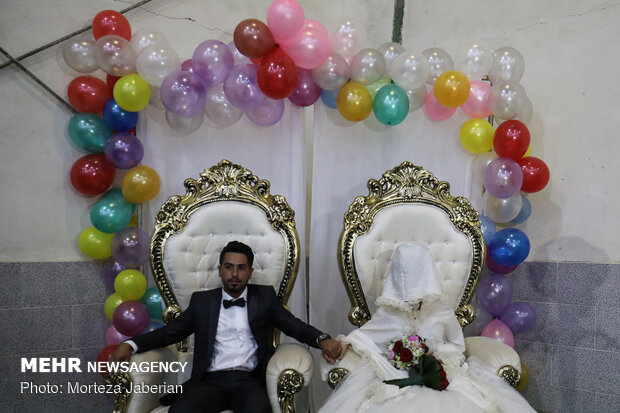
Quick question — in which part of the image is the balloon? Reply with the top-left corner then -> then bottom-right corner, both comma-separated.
280,19 -> 330,69
365,77 -> 391,100
113,74 -> 151,112
144,320 -> 165,333
490,47 -> 525,84
518,156 -> 550,193
320,88 -> 338,109
422,48 -> 453,85
454,43 -> 494,80
479,214 -> 496,244
337,82 -> 373,122
94,35 -> 137,77
204,85 -> 243,127
160,70 -> 207,117
288,68 -> 321,106
328,17 -> 366,58
500,302 -> 537,334
223,64 -> 267,110
113,300 -> 150,336
486,254 -> 518,274
130,29 -> 169,53
92,10 -> 131,40
405,85 -> 427,112
488,228 -> 530,266
463,299 -> 494,337
79,226 -> 115,259
461,80 -> 491,118
106,74 -> 121,92
373,83 -> 409,126
483,191 -> 522,223
509,195 -> 532,225
181,58 -> 193,72
349,48 -> 386,85
105,292 -> 125,320
234,19 -> 275,58
424,89 -> 456,121
257,47 -> 298,99
267,0 -> 305,42
63,34 -> 98,73
483,158 -> 523,199
477,273 -> 513,316
488,81 -> 528,120
103,98 -> 138,131
227,41 -> 251,66
378,42 -> 406,74
493,119 -> 530,160
165,110 -> 204,134
96,344 -> 119,376
121,165 -> 161,203
104,132 -> 143,169
148,86 -> 164,109
136,45 -> 181,87
192,40 -> 234,87
91,188 -> 134,233
115,269 -> 147,300
515,363 -> 530,392
473,151 -> 498,186
111,227 -> 151,267
481,318 -> 514,348
459,119 -> 494,154
68,113 -> 112,153
106,325 -> 131,346
433,70 -> 470,108
245,98 -> 285,126
311,53 -> 349,90
70,154 -> 116,196
68,76 -> 113,113
102,259 -> 134,291
140,286 -> 164,319
391,52 -> 430,91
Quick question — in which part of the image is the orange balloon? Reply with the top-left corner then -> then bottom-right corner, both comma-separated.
121,165 -> 161,203
337,82 -> 373,122
434,70 -> 470,108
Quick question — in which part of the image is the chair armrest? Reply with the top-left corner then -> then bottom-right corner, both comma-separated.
464,336 -> 521,387
266,343 -> 314,413
319,348 -> 362,389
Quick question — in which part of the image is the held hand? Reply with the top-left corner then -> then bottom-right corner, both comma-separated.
110,342 -> 133,363
320,339 -> 347,364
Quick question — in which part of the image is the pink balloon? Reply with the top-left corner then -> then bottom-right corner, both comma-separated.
424,89 -> 456,121
279,19 -> 330,69
267,0 -> 305,42
461,80 -> 491,118
106,324 -> 131,345
481,318 -> 515,348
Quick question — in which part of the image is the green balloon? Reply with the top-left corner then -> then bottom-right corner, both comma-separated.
140,287 -> 164,320
68,113 -> 112,153
90,188 -> 134,233
373,83 -> 410,126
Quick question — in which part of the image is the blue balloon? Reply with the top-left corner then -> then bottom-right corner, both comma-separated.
140,287 -> 164,319
103,98 -> 139,131
488,228 -> 530,266
509,195 -> 532,225
320,89 -> 338,109
90,188 -> 135,233
143,320 -> 165,333
479,214 -> 496,244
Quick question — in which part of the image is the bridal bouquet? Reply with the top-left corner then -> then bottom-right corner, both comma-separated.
384,334 -> 449,391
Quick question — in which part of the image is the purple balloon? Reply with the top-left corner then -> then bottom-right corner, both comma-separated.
111,227 -> 150,267
192,40 -> 234,87
245,98 -> 285,126
181,58 -> 193,72
223,64 -> 266,110
464,298 -> 494,337
477,273 -> 513,316
483,158 -> 524,199
113,300 -> 150,336
106,324 -> 131,345
499,302 -> 537,334
160,70 -> 207,117
288,68 -> 321,106
104,132 -> 144,169
101,259 -> 133,291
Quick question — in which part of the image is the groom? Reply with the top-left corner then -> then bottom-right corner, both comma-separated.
111,240 -> 342,412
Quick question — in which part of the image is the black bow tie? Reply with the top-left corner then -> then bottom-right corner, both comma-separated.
223,298 -> 246,309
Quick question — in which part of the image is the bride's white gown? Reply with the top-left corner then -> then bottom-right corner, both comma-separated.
319,243 -> 536,413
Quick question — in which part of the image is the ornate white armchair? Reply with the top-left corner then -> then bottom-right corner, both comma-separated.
108,160 -> 313,413
321,162 -> 522,390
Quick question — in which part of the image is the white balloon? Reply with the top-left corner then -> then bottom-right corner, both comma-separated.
329,17 -> 366,58
165,110 -> 203,135
473,152 -> 498,186
405,85 -> 427,112
227,41 -> 251,66
488,81 -> 527,120
489,47 -> 524,84
130,29 -> 169,53
349,48 -> 386,85
422,48 -> 453,85
137,45 -> 181,87
149,86 -> 165,109
94,35 -> 136,76
390,52 -> 430,90
204,85 -> 243,127
62,34 -> 98,73
483,191 -> 522,223
378,42 -> 405,74
312,52 -> 349,90
454,43 -> 493,80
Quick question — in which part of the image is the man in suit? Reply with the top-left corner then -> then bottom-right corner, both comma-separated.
111,240 -> 343,412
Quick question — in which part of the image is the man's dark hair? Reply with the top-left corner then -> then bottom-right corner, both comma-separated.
219,241 -> 254,267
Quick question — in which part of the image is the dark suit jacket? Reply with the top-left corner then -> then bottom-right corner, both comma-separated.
132,284 -> 323,384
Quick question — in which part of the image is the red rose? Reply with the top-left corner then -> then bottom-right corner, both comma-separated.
439,362 -> 449,390
400,348 -> 413,362
392,341 -> 404,354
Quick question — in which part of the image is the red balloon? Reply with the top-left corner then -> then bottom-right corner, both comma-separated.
234,19 -> 276,58
68,76 -> 113,114
106,74 -> 121,92
257,47 -> 298,99
96,344 -> 119,377
518,156 -> 550,193
92,10 -> 132,41
493,120 -> 530,161
70,154 -> 116,196
486,253 -> 518,274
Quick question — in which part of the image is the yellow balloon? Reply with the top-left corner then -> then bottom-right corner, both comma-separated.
337,82 -> 373,122
434,70 -> 470,108
524,143 -> 532,157
113,74 -> 151,112
78,226 -> 114,259
459,119 -> 495,154
115,269 -> 148,301
104,293 -> 125,320
122,165 -> 161,203
515,362 -> 530,392
128,214 -> 139,228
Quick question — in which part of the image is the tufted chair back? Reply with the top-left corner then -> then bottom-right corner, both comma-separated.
338,162 -> 485,327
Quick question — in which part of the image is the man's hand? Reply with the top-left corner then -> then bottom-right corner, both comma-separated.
320,339 -> 347,364
110,342 -> 133,363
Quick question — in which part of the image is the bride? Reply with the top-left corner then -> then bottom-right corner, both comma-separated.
319,242 -> 536,413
